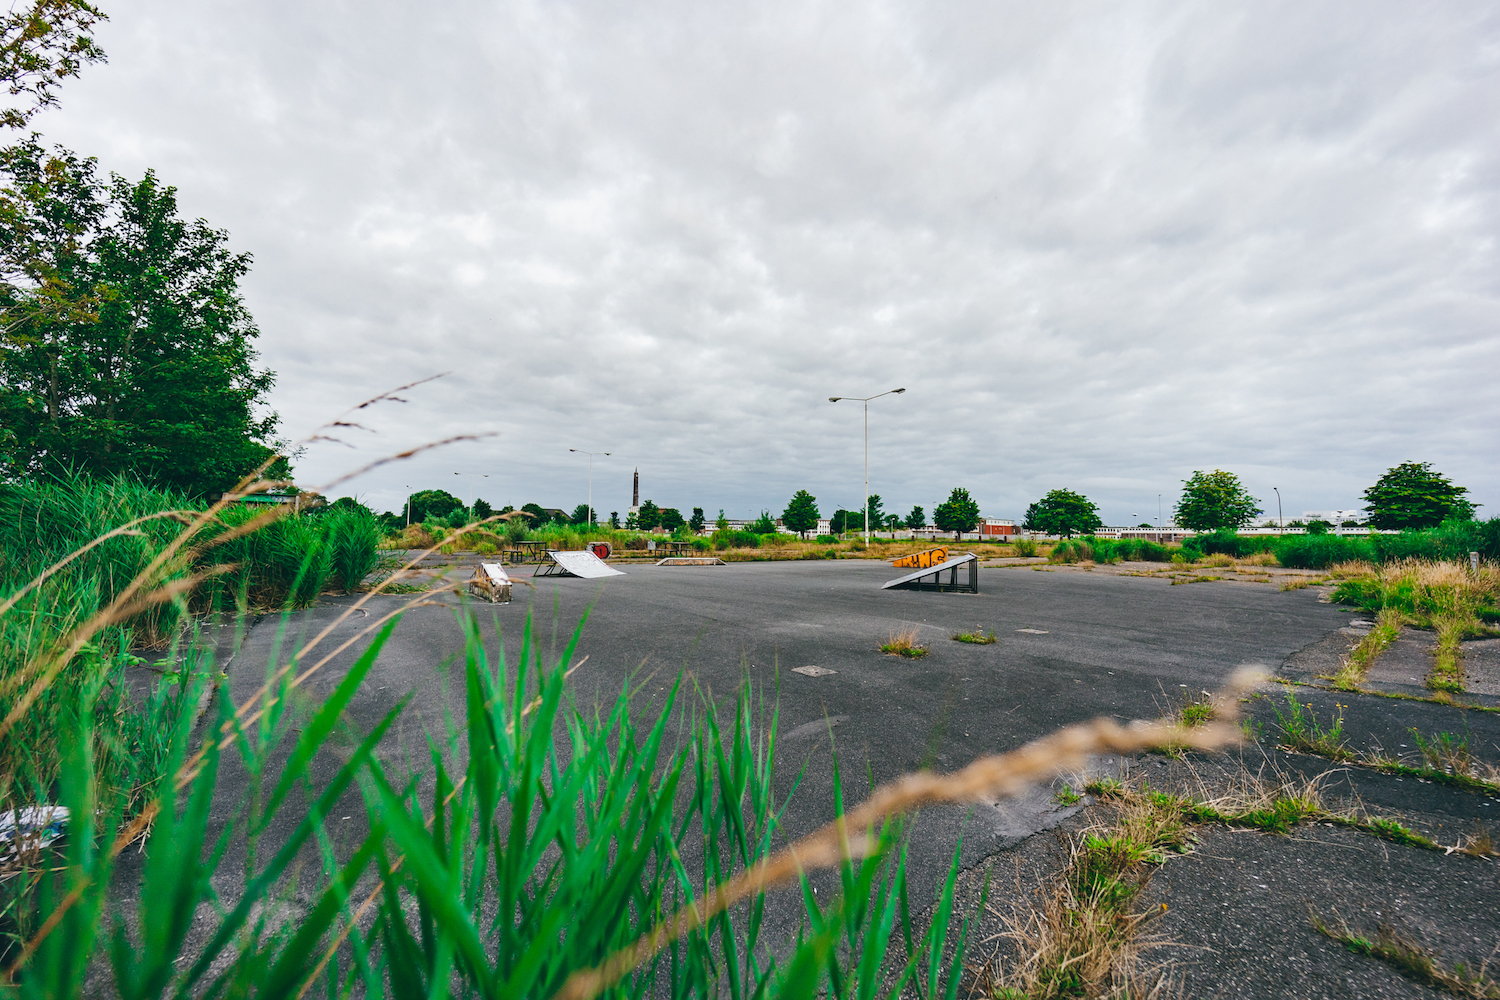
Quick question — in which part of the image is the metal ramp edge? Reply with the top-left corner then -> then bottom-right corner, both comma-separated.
655,556 -> 726,566
534,550 -> 626,579
880,552 -> 978,593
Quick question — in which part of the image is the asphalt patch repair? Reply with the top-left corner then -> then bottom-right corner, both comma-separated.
923,648 -> 1500,998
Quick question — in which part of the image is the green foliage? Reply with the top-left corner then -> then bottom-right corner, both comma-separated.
865,493 -> 884,533
831,508 -> 863,534
0,0 -> 107,131
750,509 -> 777,534
569,502 -> 591,524
1363,461 -> 1475,530
405,488 -> 462,524
903,505 -> 925,529
472,497 -> 492,519
658,506 -> 685,531
1174,470 -> 1260,532
1051,536 -> 1172,564
635,498 -> 661,531
688,506 -> 705,533
1272,534 -> 1374,569
781,489 -> 819,537
933,487 -> 980,536
1022,488 -> 1100,538
712,529 -> 761,550
0,141 -> 285,497
325,504 -> 381,592
1370,518 -> 1500,562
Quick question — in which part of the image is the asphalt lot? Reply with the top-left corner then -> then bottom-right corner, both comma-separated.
202,558 -> 1499,996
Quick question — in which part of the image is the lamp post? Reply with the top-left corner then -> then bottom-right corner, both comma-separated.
1273,487 -> 1282,535
829,388 -> 906,545
569,449 -> 610,527
1157,494 -> 1162,540
405,485 -> 412,527
453,473 -> 488,519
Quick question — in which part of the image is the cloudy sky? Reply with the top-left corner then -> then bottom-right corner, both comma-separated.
39,1 -> 1500,524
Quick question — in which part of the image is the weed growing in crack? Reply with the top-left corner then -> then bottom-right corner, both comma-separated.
1329,606 -> 1403,690
951,628 -> 998,644
880,626 -> 928,658
1311,909 -> 1500,998
1271,691 -> 1353,760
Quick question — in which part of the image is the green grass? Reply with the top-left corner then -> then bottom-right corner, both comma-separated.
1270,691 -> 1354,761
1311,910 -> 1500,997
951,629 -> 997,644
1329,607 -> 1403,690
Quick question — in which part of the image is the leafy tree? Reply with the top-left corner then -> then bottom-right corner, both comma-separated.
0,1 -> 107,132
715,509 -> 728,531
0,142 -> 284,496
659,507 -> 685,531
1137,522 -> 1153,529
933,488 -> 980,538
689,507 -> 705,533
1363,462 -> 1476,530
636,499 -> 661,531
1022,489 -> 1101,538
750,510 -> 777,534
406,489 -> 462,524
609,511 -> 619,529
885,514 -> 900,532
1174,470 -> 1260,532
781,489 -> 819,539
570,503 -> 592,525
520,502 -> 548,525
1307,520 -> 1331,535
903,506 -> 925,529
865,494 -> 884,535
472,497 -> 492,519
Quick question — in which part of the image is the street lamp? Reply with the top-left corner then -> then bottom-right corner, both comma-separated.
453,472 -> 488,519
569,449 -> 610,527
1273,487 -> 1282,535
829,388 -> 905,545
405,485 -> 413,527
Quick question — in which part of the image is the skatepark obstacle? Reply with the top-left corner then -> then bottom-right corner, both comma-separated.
890,546 -> 948,569
881,552 -> 978,593
468,563 -> 513,603
535,549 -> 627,579
655,556 -> 725,566
588,541 -> 612,560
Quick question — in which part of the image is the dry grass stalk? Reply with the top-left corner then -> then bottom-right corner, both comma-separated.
1330,606 -> 1403,690
880,626 -> 926,657
1311,909 -> 1500,998
551,671 -> 1258,1000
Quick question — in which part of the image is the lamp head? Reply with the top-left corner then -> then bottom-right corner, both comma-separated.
570,448 -> 577,452
828,397 -> 841,402
893,388 -> 906,394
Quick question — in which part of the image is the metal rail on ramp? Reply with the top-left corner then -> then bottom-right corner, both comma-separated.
880,552 -> 978,593
535,550 -> 626,579
655,556 -> 725,566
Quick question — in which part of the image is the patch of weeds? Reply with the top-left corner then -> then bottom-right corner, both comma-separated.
977,794 -> 1192,998
1054,784 -> 1082,806
1197,553 -> 1235,568
1358,817 -> 1439,849
1271,691 -> 1354,761
880,627 -> 928,658
951,629 -> 997,644
1084,776 -> 1125,799
1428,614 -> 1468,693
1311,910 -> 1500,998
1170,574 -> 1220,585
1329,606 -> 1403,690
1456,826 -> 1497,859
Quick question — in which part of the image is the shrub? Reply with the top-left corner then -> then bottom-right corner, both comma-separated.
1274,534 -> 1375,570
326,505 -> 382,592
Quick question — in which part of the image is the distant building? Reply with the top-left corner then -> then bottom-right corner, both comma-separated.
1301,509 -> 1364,524
980,518 -> 1016,538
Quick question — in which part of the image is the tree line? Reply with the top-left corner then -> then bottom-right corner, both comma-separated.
1021,463 -> 1478,538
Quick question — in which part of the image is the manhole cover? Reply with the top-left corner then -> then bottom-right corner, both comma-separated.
792,665 -> 837,677
1016,628 -> 1050,634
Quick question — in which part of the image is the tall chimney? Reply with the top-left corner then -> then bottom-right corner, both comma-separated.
633,468 -> 639,508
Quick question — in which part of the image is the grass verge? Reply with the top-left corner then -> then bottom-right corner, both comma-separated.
1329,607 -> 1404,690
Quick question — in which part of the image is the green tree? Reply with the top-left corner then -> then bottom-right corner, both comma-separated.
570,503 -> 592,525
472,497 -> 493,519
609,511 -> 619,529
865,494 -> 884,535
0,142 -> 284,496
781,489 -> 819,539
1022,489 -> 1101,538
520,502 -> 548,525
715,509 -> 728,531
933,487 -> 980,538
636,499 -> 661,530
903,505 -> 925,529
1174,470 -> 1260,532
750,510 -> 777,534
1362,461 -> 1476,530
0,1 -> 107,132
689,507 -> 705,533
406,489 -> 461,524
659,507 -> 685,531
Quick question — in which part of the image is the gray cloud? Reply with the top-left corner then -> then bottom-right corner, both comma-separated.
39,0 -> 1500,522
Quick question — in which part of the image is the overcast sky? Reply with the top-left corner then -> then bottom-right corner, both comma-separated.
38,1 -> 1500,524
